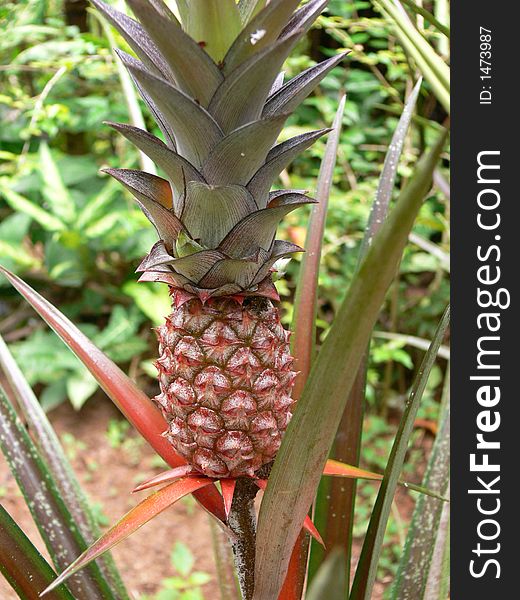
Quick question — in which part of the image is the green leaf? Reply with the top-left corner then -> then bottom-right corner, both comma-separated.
305,549 -> 347,600
40,380 -> 68,412
0,503 -> 74,600
188,572 -> 212,586
66,370 -> 98,410
171,542 -> 195,578
126,0 -> 223,106
0,212 -> 31,242
0,240 -> 38,269
76,177 -> 120,230
390,399 -> 450,599
376,0 -> 449,113
83,213 -> 120,238
400,0 -> 450,37
0,182 -> 65,232
183,0 -> 242,63
39,143 -> 76,224
350,306 -> 450,600
0,213 -> 38,271
91,6 -> 157,175
0,388 -> 115,599
309,79 -> 425,588
253,129 -> 448,600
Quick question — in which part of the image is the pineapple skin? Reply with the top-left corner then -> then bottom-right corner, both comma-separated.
154,293 -> 297,478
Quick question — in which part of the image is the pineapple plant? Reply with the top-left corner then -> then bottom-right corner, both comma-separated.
0,1 -> 448,598
91,0 -> 347,479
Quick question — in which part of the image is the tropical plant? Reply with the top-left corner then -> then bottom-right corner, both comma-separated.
0,1 -> 449,599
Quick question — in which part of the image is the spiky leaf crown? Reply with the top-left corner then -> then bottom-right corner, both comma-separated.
94,0 -> 346,300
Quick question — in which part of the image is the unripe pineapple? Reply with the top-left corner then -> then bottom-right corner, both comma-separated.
94,0 -> 347,477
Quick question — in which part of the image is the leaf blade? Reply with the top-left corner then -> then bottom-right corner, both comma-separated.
350,306 -> 450,600
253,130 -> 448,600
291,95 -> 346,400
42,477 -> 213,595
0,388 -> 114,600
309,79 -> 424,588
390,400 -> 451,599
0,335 -> 129,599
0,504 -> 75,600
0,267 -> 226,523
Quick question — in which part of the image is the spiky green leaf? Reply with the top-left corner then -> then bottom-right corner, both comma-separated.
202,115 -> 288,186
350,307 -> 450,600
182,182 -> 257,248
126,0 -> 223,106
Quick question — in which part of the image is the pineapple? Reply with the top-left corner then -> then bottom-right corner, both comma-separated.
93,0 -> 346,478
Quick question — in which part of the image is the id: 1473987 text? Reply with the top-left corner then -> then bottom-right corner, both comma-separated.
480,26 -> 492,105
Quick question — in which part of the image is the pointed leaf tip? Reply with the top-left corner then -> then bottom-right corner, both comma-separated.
303,516 -> 325,547
132,464 -> 197,493
221,479 -> 237,519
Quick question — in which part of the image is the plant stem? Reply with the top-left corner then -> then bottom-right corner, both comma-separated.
209,517 -> 241,600
228,478 -> 258,600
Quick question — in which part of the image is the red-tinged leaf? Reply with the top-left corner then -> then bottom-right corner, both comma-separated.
132,465 -> 196,493
277,532 -> 308,600
291,94 -> 346,400
221,479 -> 237,520
42,477 -> 213,596
0,267 -> 175,462
324,459 -> 447,500
323,459 -> 383,481
284,95 -> 346,600
0,268 -> 226,523
303,517 -> 324,547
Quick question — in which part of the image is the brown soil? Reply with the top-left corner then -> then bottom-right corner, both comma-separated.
0,396 -> 420,599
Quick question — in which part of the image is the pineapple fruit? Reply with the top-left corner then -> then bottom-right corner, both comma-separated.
93,0 -> 346,478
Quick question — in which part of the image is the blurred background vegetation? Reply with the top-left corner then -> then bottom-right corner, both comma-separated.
0,0 -> 449,595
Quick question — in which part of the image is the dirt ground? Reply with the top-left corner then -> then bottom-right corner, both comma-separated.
0,395 -> 410,599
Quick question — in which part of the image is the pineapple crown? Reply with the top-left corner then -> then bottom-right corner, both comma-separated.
94,0 -> 347,300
